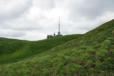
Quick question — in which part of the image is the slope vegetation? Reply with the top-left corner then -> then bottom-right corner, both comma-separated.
0,20 -> 114,76
0,34 -> 81,64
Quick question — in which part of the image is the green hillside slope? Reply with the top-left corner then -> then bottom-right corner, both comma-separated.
0,20 -> 114,76
0,34 -> 81,64
0,38 -> 28,55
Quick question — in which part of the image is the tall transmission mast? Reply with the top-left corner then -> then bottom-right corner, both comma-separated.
58,16 -> 61,35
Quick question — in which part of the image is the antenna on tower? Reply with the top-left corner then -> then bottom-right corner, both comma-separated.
47,16 -> 62,39
58,16 -> 61,35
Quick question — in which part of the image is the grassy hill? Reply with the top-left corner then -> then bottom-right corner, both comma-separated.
0,34 -> 81,64
0,20 -> 114,76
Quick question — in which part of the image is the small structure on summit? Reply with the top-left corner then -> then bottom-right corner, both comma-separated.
47,17 -> 62,39
47,35 -> 53,39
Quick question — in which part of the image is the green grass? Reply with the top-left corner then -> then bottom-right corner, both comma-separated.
0,20 -> 114,76
0,34 -> 81,64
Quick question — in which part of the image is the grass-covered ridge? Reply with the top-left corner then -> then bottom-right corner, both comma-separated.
0,34 -> 81,64
0,20 -> 114,76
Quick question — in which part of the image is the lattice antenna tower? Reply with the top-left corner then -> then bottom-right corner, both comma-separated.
58,16 -> 61,35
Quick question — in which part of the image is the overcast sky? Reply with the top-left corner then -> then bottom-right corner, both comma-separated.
0,0 -> 114,40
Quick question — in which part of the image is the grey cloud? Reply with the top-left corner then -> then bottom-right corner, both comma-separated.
0,29 -> 25,38
0,0 -> 32,21
69,0 -> 114,19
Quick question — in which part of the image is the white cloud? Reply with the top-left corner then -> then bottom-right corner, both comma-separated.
0,0 -> 114,40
